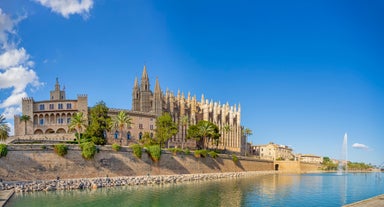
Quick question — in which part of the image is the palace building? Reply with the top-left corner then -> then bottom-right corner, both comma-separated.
13,66 -> 245,153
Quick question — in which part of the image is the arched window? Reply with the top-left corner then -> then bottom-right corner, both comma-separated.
127,131 -> 131,140
114,131 -> 119,139
139,132 -> 143,140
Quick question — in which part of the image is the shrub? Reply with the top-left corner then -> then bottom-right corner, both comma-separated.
130,144 -> 142,158
169,148 -> 182,155
208,151 -> 218,158
0,144 -> 7,158
81,142 -> 96,159
112,143 -> 121,151
147,145 -> 161,162
184,149 -> 190,155
54,144 -> 68,157
232,154 -> 239,163
194,149 -> 208,158
41,145 -> 47,150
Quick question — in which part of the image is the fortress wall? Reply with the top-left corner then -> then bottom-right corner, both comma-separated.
0,145 -> 273,181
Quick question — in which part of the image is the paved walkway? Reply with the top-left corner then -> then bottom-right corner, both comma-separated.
0,190 -> 14,207
343,194 -> 384,207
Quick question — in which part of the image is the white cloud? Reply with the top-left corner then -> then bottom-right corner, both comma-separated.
0,48 -> 30,69
34,0 -> 93,18
0,9 -> 41,135
352,143 -> 370,150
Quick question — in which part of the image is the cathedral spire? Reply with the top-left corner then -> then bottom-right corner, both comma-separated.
154,77 -> 161,93
134,77 -> 139,89
142,65 -> 148,80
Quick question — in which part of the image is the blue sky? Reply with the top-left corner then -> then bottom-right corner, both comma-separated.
0,0 -> 383,166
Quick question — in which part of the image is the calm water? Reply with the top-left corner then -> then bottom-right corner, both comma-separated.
7,172 -> 384,207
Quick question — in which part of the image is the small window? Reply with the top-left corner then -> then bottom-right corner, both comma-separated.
39,118 -> 44,125
67,103 -> 72,109
114,131 -> 119,139
127,131 -> 131,140
39,104 -> 45,110
150,125 -> 153,130
150,133 -> 153,138
139,124 -> 143,129
49,104 -> 54,110
58,103 -> 63,109
139,132 -> 143,140
67,118 -> 71,123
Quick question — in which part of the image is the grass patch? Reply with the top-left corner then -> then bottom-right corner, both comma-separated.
232,154 -> 239,163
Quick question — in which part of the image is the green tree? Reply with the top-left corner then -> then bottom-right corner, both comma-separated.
68,112 -> 87,145
140,132 -> 156,146
197,120 -> 215,150
85,101 -> 111,145
112,111 -> 132,144
222,124 -> 231,150
155,113 -> 178,148
180,115 -> 189,149
0,114 -> 10,141
20,114 -> 30,135
242,127 -> 253,156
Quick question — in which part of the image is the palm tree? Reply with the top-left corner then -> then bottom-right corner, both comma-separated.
68,112 -> 87,145
242,127 -> 253,156
223,124 -> 231,151
20,114 -> 30,135
113,111 -> 132,145
0,114 -> 10,141
180,115 -> 189,149
198,121 -> 214,150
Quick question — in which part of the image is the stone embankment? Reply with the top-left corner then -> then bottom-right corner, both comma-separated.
0,171 -> 275,193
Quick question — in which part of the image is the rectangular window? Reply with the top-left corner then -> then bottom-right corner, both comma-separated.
150,125 -> 153,130
39,104 -> 45,110
67,118 -> 71,123
139,124 -> 143,129
49,104 -> 54,110
66,103 -> 72,109
57,118 -> 64,124
39,119 -> 44,125
58,103 -> 63,109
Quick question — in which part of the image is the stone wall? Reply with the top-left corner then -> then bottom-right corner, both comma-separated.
274,161 -> 321,173
0,145 -> 273,181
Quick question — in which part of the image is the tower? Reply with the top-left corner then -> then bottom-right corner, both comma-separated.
153,77 -> 163,116
50,78 -> 66,100
140,65 -> 152,112
132,77 -> 140,111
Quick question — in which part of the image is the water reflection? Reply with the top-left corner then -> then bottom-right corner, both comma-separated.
8,173 -> 384,207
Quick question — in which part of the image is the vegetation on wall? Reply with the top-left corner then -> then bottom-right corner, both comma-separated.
147,145 -> 161,162
54,144 -> 68,156
130,144 -> 142,158
0,144 -> 7,158
81,142 -> 97,159
111,143 -> 121,151
322,157 -> 338,170
232,154 -> 239,163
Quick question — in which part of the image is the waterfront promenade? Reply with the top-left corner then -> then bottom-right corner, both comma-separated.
343,194 -> 384,207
